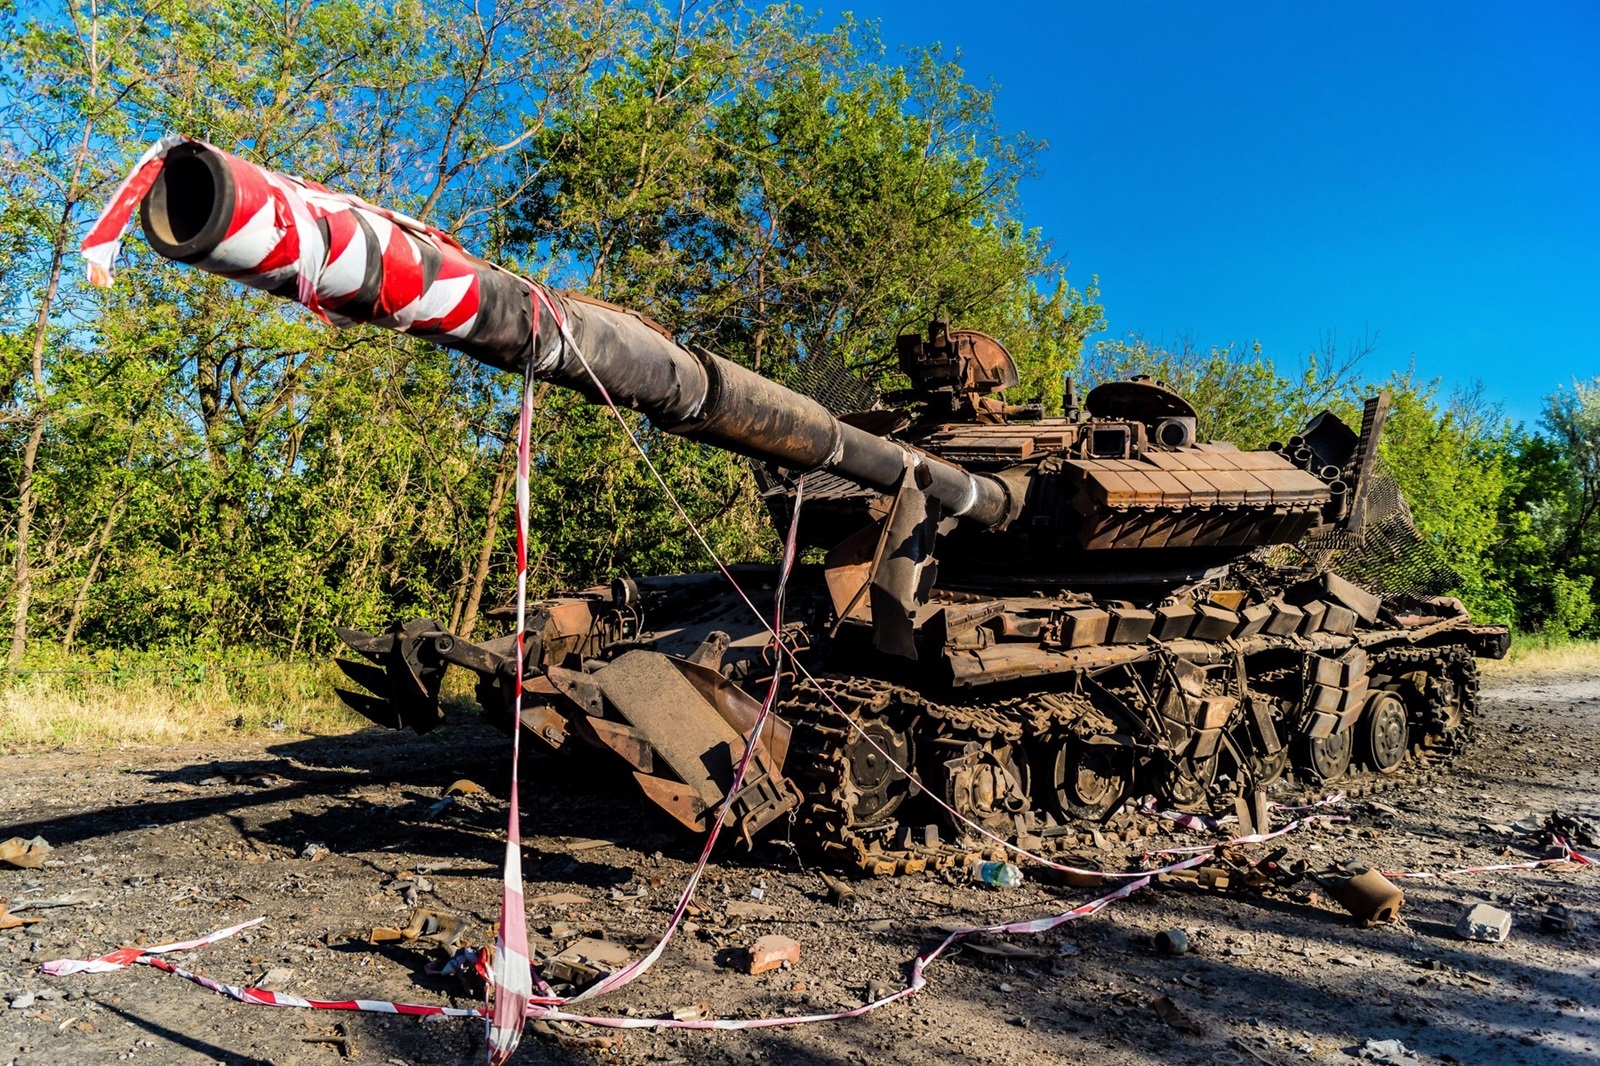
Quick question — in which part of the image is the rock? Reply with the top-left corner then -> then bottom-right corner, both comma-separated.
1541,903 -> 1575,934
1151,995 -> 1204,1034
725,901 -> 781,922
1456,903 -> 1513,943
745,935 -> 800,975
299,842 -> 329,862
1356,1037 -> 1422,1065
253,967 -> 294,991
8,992 -> 35,1010
1152,929 -> 1188,956
0,838 -> 51,870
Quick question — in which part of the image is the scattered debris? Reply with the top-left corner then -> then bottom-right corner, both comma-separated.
302,1021 -> 354,1058
545,937 -> 634,987
745,934 -> 801,975
668,1002 -> 711,1021
253,967 -> 295,991
1548,809 -> 1600,849
1356,1036 -> 1422,1065
562,838 -> 617,853
0,836 -> 52,869
1152,929 -> 1189,956
1055,867 -> 1105,889
369,908 -> 470,949
969,860 -> 1023,888
534,1020 -> 625,1054
818,872 -> 858,908
1456,902 -> 1513,943
1541,902 -> 1575,934
386,871 -> 434,906
725,900 -> 781,921
1151,994 -> 1204,1034
200,771 -> 282,787
964,940 -> 1051,961
299,841 -> 329,862
1318,859 -> 1405,926
8,890 -> 96,910
0,899 -> 45,931
1510,811 -> 1545,835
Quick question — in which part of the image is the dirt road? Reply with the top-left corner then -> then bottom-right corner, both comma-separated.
2,670 -> 1596,1066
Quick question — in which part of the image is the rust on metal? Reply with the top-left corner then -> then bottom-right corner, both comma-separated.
130,153 -> 1509,875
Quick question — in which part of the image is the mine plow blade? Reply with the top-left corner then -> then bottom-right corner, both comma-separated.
334,656 -> 394,699
576,650 -> 801,845
334,626 -> 395,659
335,615 -> 801,845
109,136 -> 1516,871
333,620 -> 451,734
334,685 -> 404,731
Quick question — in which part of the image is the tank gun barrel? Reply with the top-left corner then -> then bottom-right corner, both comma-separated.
130,139 -> 1011,528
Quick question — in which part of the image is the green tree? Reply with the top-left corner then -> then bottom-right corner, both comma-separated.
1491,380 -> 1600,637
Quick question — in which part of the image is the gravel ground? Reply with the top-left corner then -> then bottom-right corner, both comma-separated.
1,669 -> 1596,1066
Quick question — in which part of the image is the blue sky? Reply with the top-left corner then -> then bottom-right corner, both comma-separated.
821,1 -> 1598,426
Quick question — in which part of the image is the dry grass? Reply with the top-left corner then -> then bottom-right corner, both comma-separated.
1481,635 -> 1600,677
0,653 -> 367,750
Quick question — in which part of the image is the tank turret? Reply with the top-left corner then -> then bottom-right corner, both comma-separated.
93,136 -> 1510,872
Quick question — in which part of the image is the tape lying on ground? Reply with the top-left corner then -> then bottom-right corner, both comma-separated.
70,145 -> 1597,1048
40,916 -> 266,976
39,815 -> 1593,1034
35,851 -> 1208,1028
34,813 -> 1359,1031
1384,834 -> 1594,879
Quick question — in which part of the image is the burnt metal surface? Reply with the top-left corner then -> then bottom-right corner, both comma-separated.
135,156 -> 1510,874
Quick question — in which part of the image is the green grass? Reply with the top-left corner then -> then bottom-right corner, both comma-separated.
0,644 -> 367,750
1481,632 -> 1600,676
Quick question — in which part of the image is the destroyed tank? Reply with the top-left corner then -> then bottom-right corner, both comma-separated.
126,139 -> 1509,875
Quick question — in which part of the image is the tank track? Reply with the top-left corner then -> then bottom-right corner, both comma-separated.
778,641 -> 1480,877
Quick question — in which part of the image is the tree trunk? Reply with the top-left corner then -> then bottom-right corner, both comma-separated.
8,419 -> 47,665
459,442 -> 517,640
62,494 -> 129,652
9,190 -> 77,665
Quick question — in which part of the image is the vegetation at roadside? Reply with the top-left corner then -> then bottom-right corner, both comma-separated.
2,0 -> 1598,730
1480,633 -> 1600,676
0,646 -> 362,749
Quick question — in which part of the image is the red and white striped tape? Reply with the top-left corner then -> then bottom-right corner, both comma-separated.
82,136 -> 484,343
39,804 -> 1593,1033
484,312 -> 544,1064
1385,833 -> 1594,879
40,916 -> 266,977
69,139 -> 1598,1052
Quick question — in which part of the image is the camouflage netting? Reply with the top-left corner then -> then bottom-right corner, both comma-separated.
776,350 -> 881,417
1287,459 -> 1461,598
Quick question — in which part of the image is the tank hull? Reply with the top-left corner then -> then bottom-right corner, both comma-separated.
337,560 -> 1505,873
